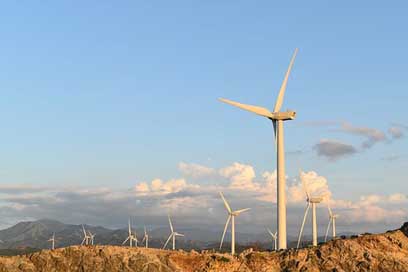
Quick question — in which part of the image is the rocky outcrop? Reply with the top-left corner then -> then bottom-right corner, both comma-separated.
0,223 -> 408,272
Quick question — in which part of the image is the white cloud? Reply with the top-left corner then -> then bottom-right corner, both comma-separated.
178,162 -> 216,179
134,178 -> 199,196
219,162 -> 259,190
0,162 -> 405,233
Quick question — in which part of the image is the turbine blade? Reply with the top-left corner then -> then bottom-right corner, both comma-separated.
234,208 -> 251,215
122,237 -> 130,245
219,98 -> 274,118
82,225 -> 87,236
272,120 -> 277,150
168,215 -> 174,232
163,234 -> 173,249
297,202 -> 310,249
128,218 -> 132,235
273,48 -> 298,112
219,192 -> 232,213
141,237 -> 146,243
328,203 -> 333,217
267,228 -> 274,237
144,225 -> 147,236
324,218 -> 332,242
81,237 -> 86,246
219,215 -> 231,250
299,169 -> 310,200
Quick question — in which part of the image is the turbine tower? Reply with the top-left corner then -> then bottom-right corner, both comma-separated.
163,215 -> 184,250
123,218 -> 138,247
142,226 -> 149,248
324,202 -> 339,242
219,192 -> 250,255
297,170 -> 323,248
219,49 -> 298,249
81,225 -> 91,246
47,233 -> 55,250
267,228 -> 278,251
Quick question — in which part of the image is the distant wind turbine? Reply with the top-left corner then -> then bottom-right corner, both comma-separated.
142,226 -> 149,248
163,215 -> 184,250
297,170 -> 324,248
267,228 -> 278,251
219,49 -> 298,249
219,192 -> 250,255
123,218 -> 138,247
81,225 -> 91,246
324,201 -> 339,242
47,233 -> 55,250
88,231 -> 96,245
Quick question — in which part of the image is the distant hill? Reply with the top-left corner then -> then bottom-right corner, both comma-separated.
0,219 -> 356,252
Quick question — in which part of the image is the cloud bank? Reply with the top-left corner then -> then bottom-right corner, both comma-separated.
0,162 -> 404,236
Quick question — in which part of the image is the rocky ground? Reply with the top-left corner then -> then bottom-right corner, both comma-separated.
0,223 -> 407,272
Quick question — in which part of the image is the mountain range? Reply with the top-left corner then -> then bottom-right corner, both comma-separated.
0,219 -> 355,252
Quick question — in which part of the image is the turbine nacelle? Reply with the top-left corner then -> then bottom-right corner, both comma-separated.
269,111 -> 296,121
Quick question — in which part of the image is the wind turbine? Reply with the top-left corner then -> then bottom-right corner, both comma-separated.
123,218 -> 138,247
163,215 -> 184,250
47,233 -> 55,250
324,202 -> 339,242
88,231 -> 96,245
297,170 -> 324,248
267,228 -> 278,251
219,49 -> 298,249
81,225 -> 91,246
219,192 -> 250,255
141,226 -> 149,248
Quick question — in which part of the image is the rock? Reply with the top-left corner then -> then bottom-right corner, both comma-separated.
0,223 -> 407,271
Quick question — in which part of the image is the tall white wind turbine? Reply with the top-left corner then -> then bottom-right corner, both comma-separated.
123,218 -> 138,247
47,233 -> 55,250
163,215 -> 184,250
324,202 -> 339,242
142,226 -> 149,248
219,192 -> 250,255
297,170 -> 323,248
219,49 -> 298,249
267,228 -> 278,251
81,225 -> 91,246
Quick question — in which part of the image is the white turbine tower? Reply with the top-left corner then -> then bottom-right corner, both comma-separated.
142,226 -> 149,248
123,218 -> 138,247
47,233 -> 55,250
219,49 -> 298,249
267,228 -> 278,251
297,170 -> 323,248
324,202 -> 339,242
163,215 -> 184,250
81,225 -> 91,246
219,192 -> 250,255
88,231 -> 96,245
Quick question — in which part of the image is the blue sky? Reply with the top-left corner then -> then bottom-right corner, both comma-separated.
0,1 -> 407,232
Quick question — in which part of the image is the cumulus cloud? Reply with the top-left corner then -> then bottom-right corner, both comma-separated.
219,163 -> 259,190
339,122 -> 387,149
134,178 -> 199,196
0,162 -> 405,234
313,139 -> 357,161
178,162 -> 216,179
